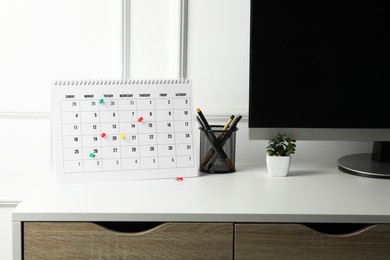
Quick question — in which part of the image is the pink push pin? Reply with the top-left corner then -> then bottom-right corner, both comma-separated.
138,117 -> 143,122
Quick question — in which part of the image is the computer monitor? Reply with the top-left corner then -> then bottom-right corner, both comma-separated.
248,2 -> 390,178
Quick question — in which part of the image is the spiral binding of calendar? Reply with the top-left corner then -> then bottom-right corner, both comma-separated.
54,79 -> 190,86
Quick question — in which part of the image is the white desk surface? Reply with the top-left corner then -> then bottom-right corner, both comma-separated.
12,163 -> 390,223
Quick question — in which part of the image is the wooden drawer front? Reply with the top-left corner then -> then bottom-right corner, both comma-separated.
24,222 -> 233,260
235,224 -> 390,260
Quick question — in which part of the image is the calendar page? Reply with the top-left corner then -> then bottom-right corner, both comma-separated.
51,79 -> 198,183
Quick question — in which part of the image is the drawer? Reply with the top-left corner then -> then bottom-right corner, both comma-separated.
24,222 -> 233,259
235,223 -> 390,260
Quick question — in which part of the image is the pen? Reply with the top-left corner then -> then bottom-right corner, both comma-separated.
196,115 -> 235,171
196,108 -> 212,130
227,114 -> 242,132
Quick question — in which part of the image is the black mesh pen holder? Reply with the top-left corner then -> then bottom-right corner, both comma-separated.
199,125 -> 238,173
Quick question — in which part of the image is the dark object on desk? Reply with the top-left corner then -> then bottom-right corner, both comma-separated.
195,110 -> 241,173
199,125 -> 238,173
206,115 -> 242,171
200,115 -> 235,169
196,116 -> 235,172
248,2 -> 390,179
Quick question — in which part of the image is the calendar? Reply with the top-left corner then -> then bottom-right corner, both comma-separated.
51,79 -> 198,183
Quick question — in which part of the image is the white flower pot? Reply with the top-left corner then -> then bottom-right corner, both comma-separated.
266,155 -> 291,177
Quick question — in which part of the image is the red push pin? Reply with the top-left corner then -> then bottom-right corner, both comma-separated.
100,132 -> 106,138
176,177 -> 183,181
138,117 -> 143,122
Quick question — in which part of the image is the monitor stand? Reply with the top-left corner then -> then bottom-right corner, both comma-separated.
338,141 -> 390,179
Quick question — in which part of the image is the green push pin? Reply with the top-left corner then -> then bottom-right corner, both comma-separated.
98,98 -> 104,104
89,153 -> 96,158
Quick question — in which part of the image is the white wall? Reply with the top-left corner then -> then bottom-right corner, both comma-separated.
0,0 -> 122,113
188,0 -> 250,116
128,0 -> 181,78
0,1 -> 122,258
0,1 -> 373,259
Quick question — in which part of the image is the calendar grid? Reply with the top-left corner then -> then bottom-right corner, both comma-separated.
58,100 -> 197,172
115,98 -> 122,171
172,98 -> 178,168
52,79 -> 198,183
98,99 -> 103,172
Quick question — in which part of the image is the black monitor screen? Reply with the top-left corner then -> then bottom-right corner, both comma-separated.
249,2 -> 390,129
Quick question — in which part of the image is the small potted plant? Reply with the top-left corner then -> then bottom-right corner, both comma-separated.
266,132 -> 296,177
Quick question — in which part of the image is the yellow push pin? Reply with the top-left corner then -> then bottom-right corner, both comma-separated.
119,133 -> 125,139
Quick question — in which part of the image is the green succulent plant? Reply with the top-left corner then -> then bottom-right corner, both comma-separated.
266,132 -> 296,156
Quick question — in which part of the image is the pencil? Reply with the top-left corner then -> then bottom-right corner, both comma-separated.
222,115 -> 235,132
196,108 -> 211,130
